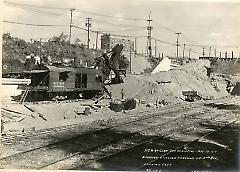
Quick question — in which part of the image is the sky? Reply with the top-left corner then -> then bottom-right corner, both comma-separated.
2,0 -> 240,57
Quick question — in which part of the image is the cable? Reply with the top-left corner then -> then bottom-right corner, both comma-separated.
89,17 -> 145,28
4,2 -> 66,17
72,25 -> 145,39
4,1 -> 146,21
152,37 -> 176,46
152,18 -> 176,34
103,27 -> 146,33
3,20 -> 67,27
4,1 -> 69,10
74,9 -> 146,21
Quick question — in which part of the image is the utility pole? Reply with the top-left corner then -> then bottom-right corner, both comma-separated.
220,52 -> 222,58
69,8 -> 75,43
176,32 -> 181,58
129,49 -> 132,74
134,37 -> 137,55
225,51 -> 228,58
85,17 -> 92,49
95,31 -> 99,50
147,12 -> 153,58
189,48 -> 191,59
232,51 -> 234,58
155,39 -> 157,58
39,38 -> 42,58
209,46 -> 212,57
182,44 -> 186,58
202,47 -> 205,57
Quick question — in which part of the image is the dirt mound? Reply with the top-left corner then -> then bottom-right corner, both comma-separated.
108,60 -> 229,103
231,82 -> 240,96
124,54 -> 151,74
210,58 -> 240,74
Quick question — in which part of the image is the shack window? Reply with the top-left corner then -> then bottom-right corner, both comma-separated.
75,73 -> 87,88
59,72 -> 69,81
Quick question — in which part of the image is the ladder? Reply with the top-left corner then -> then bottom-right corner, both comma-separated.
19,87 -> 29,104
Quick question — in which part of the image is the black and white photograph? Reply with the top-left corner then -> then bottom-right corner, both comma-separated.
1,0 -> 240,171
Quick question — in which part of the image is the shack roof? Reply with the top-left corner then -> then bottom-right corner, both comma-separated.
24,65 -> 101,74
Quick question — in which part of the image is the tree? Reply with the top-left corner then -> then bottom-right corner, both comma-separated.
3,32 -> 97,66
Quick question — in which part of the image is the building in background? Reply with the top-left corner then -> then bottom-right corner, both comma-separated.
101,34 -> 134,54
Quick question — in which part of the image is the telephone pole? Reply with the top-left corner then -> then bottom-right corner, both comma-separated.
182,43 -> 186,58
39,38 -> 42,58
129,49 -> 132,74
69,8 -> 75,43
95,31 -> 99,50
189,48 -> 191,59
155,39 -> 157,58
176,32 -> 181,58
209,46 -> 212,57
225,51 -> 228,58
147,12 -> 153,58
85,17 -> 92,49
202,47 -> 205,57
214,48 -> 217,58
135,37 -> 137,55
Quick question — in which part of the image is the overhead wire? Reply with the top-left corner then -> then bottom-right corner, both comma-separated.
4,2 -> 66,17
4,1 -> 147,21
89,17 -> 146,28
4,1 -> 69,10
152,18 -> 176,34
5,1 -> 239,56
3,20 -> 68,27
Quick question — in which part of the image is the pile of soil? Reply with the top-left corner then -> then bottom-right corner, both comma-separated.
124,53 -> 151,74
210,58 -> 240,74
108,60 -> 229,104
231,82 -> 240,96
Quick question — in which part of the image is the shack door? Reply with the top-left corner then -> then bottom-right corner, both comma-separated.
75,74 -> 87,88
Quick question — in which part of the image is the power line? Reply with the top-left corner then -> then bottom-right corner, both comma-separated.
4,1 -> 146,21
102,27 -> 145,33
4,2 -> 66,17
74,9 -> 146,21
4,1 -> 69,10
5,3 -> 146,30
90,18 -> 145,28
4,19 -> 143,38
72,25 -> 145,39
152,18 -> 176,34
152,38 -> 175,46
3,20 -> 67,27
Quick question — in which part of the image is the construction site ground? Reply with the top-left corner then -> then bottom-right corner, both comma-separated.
0,59 -> 239,170
0,96 -> 239,170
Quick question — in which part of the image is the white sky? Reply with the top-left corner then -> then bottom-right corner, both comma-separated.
2,0 -> 240,57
